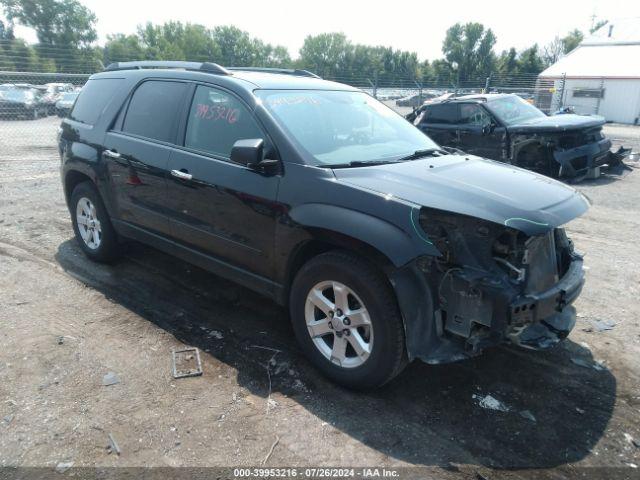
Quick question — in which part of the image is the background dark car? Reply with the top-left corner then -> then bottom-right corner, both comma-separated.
396,91 -> 439,107
55,91 -> 79,117
410,93 -> 617,178
42,82 -> 74,115
0,87 -> 48,119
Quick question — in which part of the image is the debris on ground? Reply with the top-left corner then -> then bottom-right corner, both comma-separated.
472,394 -> 510,412
3,414 -> 15,425
261,435 -> 280,466
624,433 -> 640,448
293,379 -> 310,393
519,410 -> 537,422
55,461 -> 74,473
107,433 -> 121,456
171,347 -> 203,379
582,318 -> 617,333
570,357 -> 605,371
57,336 -> 64,345
576,407 -> 586,414
207,330 -> 224,340
102,372 -> 120,386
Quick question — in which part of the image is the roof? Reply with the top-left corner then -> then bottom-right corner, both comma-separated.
539,18 -> 640,79
583,18 -> 640,45
230,70 -> 352,90
96,61 -> 356,93
431,93 -> 511,103
539,43 -> 640,79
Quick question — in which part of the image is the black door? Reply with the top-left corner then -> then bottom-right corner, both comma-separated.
102,80 -> 189,236
165,84 -> 280,279
456,103 -> 504,160
417,103 -> 460,148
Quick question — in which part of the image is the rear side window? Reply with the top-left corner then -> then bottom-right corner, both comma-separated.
70,78 -> 123,125
424,104 -> 458,124
122,80 -> 188,143
184,85 -> 263,158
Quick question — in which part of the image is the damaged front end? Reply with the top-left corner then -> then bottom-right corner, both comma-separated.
393,208 -> 584,364
511,125 -> 628,179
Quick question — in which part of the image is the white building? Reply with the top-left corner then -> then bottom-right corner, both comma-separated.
539,19 -> 640,124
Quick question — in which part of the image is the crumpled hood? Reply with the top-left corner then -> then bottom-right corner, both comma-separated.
506,114 -> 605,133
333,155 -> 589,235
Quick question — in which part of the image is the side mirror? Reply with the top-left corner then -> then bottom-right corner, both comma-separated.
230,138 -> 265,167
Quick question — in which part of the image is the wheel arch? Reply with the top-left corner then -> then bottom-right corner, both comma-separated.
280,214 -> 424,306
64,169 -> 94,206
281,230 -> 396,303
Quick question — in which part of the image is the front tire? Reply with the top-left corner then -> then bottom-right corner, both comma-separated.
70,181 -> 120,262
289,251 -> 407,390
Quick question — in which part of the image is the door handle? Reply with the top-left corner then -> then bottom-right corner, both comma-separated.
104,149 -> 121,159
171,169 -> 192,181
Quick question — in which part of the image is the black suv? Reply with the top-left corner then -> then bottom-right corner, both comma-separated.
409,93 -> 615,178
59,61 -> 588,389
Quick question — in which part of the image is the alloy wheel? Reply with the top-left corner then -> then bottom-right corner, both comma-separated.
304,280 -> 374,368
76,197 -> 102,250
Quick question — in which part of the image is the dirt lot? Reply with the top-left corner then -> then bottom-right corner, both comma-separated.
1,116 -> 639,479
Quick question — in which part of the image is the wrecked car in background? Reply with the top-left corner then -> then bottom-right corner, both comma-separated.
408,93 -> 627,179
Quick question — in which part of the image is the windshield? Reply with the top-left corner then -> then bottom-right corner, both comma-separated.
256,90 -> 438,166
486,95 -> 546,125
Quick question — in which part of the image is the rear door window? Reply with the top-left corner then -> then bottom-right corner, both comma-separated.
122,80 -> 188,143
184,85 -> 263,158
424,104 -> 459,124
70,78 -> 123,125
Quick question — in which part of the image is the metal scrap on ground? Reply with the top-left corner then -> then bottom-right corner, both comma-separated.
472,394 -> 510,412
172,347 -> 203,378
107,433 -> 121,456
102,372 -> 120,386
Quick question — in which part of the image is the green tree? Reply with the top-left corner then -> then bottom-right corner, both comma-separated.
561,29 -> 583,54
442,22 -> 497,83
430,59 -> 454,85
0,0 -> 97,47
258,44 -> 291,68
298,32 -> 353,78
497,47 -> 519,74
590,19 -> 608,34
517,44 -> 545,74
103,34 -> 146,63
212,25 -> 261,66
5,37 -> 38,70
0,18 -> 14,40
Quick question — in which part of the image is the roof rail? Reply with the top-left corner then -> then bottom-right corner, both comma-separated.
226,67 -> 321,79
104,61 -> 230,75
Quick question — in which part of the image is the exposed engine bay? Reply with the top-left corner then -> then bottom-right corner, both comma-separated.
408,208 -> 584,362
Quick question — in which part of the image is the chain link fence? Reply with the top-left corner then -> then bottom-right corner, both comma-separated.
0,66 -> 584,163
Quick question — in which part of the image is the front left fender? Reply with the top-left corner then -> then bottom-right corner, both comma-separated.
284,203 -> 440,268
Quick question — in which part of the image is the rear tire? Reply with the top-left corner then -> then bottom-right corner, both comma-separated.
289,251 -> 407,390
70,181 -> 120,263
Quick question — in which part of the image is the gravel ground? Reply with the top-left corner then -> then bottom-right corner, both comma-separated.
0,116 -> 639,479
